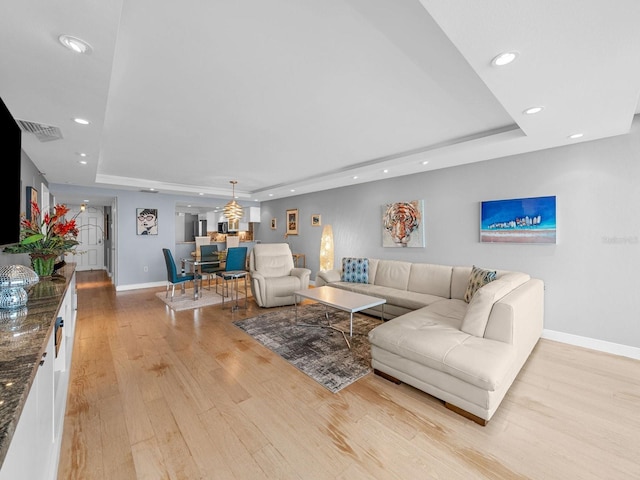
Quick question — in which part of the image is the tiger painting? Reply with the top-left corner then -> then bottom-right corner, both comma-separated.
382,200 -> 423,247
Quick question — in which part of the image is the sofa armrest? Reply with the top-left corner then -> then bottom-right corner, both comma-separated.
485,278 -> 544,349
315,269 -> 341,286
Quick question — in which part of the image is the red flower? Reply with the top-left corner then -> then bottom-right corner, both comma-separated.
3,202 -> 80,256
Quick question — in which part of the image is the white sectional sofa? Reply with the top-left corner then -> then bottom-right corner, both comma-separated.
315,258 -> 544,424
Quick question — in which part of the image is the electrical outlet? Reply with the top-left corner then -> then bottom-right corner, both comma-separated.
143,266 -> 148,272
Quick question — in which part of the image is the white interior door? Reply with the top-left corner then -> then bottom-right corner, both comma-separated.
65,205 -> 105,271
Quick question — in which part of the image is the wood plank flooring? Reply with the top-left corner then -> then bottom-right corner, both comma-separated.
58,271 -> 640,479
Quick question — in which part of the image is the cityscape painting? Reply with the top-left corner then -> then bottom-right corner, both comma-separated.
480,196 -> 556,244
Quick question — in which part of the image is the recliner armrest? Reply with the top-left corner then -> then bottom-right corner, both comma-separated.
290,267 -> 310,276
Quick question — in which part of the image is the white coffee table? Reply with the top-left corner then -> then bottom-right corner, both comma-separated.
294,286 -> 386,347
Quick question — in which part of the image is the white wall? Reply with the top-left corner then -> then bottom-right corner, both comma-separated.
258,117 -> 640,350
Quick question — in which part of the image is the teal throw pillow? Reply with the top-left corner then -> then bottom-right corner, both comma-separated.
341,257 -> 369,283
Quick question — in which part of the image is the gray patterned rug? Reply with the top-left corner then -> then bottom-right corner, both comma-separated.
234,303 -> 383,393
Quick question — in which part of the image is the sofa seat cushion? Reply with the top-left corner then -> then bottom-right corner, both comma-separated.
369,307 -> 515,391
329,282 -> 444,310
367,286 -> 445,310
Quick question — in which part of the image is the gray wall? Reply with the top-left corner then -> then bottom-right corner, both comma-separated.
258,117 -> 640,350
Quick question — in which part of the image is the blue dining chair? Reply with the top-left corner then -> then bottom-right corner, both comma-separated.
199,244 -> 222,289
215,247 -> 248,310
162,248 -> 195,301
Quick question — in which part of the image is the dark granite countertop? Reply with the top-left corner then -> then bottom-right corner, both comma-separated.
0,264 -> 75,468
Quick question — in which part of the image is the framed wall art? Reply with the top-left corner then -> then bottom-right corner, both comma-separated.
382,200 -> 425,247
26,186 -> 38,220
311,214 -> 321,226
480,195 -> 556,244
286,208 -> 298,235
271,218 -> 277,230
136,208 -> 158,235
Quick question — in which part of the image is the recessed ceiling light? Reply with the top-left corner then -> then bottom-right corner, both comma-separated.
422,161 -> 429,165
524,106 -> 544,115
383,169 -> 389,173
83,199 -> 89,203
58,34 -> 92,54
187,205 -> 192,208
290,189 -> 296,192
79,152 -> 87,157
198,192 -> 204,196
78,160 -> 87,165
268,193 -> 273,197
491,51 -> 518,67
73,117 -> 90,125
353,176 -> 358,180
568,133 -> 584,139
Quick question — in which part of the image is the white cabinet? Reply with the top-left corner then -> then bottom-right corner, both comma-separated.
0,332 -> 54,480
238,207 -> 260,232
244,206 -> 261,223
0,271 -> 77,480
205,211 -> 217,232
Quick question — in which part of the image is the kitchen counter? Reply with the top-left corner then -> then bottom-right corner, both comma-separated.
0,264 -> 75,468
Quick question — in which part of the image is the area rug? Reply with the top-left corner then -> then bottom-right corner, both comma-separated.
233,303 -> 383,393
155,287 -> 247,311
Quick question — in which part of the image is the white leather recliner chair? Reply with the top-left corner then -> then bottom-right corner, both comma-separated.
249,243 -> 311,307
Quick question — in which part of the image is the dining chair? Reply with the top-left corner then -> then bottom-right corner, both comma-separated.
162,248 -> 195,301
199,244 -> 222,289
215,246 -> 248,310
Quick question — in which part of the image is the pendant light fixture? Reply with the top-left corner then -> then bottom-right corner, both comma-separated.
223,180 -> 243,231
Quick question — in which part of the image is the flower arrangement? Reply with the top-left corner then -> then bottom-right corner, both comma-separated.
4,201 -> 80,276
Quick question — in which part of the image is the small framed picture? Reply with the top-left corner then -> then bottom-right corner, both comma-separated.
271,218 -> 277,230
286,209 -> 298,235
26,186 -> 38,220
137,208 -> 158,235
311,214 -> 321,226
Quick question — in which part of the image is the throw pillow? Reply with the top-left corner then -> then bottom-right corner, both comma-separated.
464,265 -> 496,303
341,257 -> 369,283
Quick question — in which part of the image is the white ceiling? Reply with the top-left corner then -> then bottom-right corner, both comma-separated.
2,0 -> 640,206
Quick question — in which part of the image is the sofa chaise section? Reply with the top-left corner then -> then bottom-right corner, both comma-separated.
316,258 -> 544,424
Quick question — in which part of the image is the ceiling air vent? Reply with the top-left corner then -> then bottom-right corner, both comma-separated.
16,119 -> 63,142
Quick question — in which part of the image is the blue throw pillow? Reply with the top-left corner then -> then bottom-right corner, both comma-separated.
341,257 -> 369,283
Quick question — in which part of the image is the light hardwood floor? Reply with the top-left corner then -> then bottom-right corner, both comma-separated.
58,271 -> 640,479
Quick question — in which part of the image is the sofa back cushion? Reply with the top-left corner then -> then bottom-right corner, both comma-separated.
460,272 -> 531,337
251,243 -> 294,277
374,260 -> 411,290
368,259 -> 379,284
451,266 -> 473,300
407,263 -> 452,298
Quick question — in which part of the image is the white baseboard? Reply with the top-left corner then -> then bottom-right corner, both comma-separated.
542,329 -> 640,360
116,281 -> 165,292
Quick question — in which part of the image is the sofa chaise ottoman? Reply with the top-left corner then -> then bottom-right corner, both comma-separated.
316,258 -> 544,424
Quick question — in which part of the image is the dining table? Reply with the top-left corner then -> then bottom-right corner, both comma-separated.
181,253 -> 222,300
